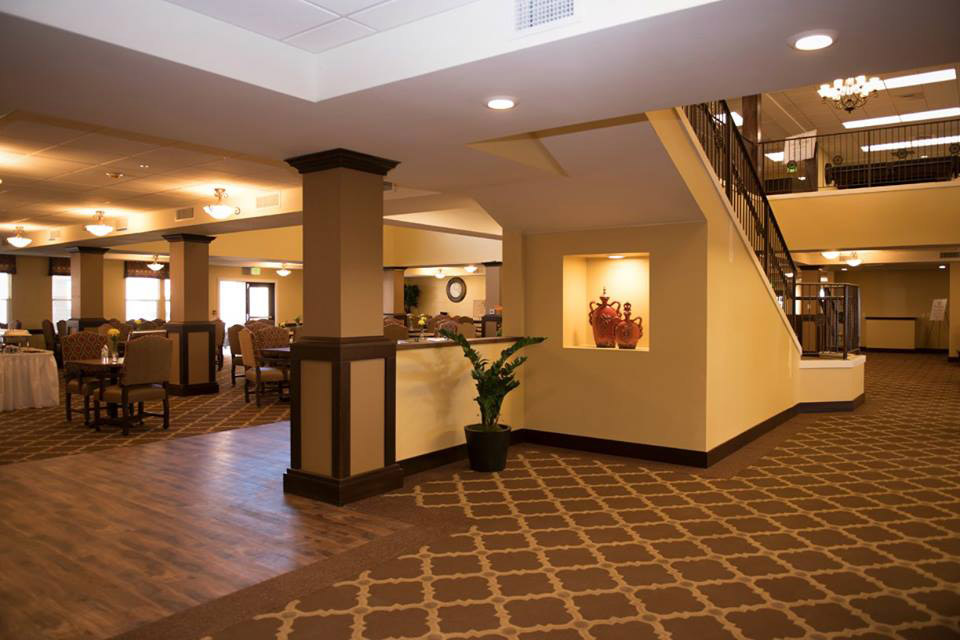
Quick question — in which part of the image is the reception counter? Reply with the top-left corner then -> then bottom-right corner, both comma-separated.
864,317 -> 916,350
395,336 -> 524,463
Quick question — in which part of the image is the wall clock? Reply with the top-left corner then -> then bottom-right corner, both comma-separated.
446,276 -> 467,303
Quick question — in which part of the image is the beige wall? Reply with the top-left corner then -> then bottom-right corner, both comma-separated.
951,264 -> 960,358
384,225 -> 500,266
9,255 -> 51,329
841,269 -> 949,350
771,182 -> 960,251
796,357 -> 865,404
406,274 -> 485,317
209,266 -> 303,324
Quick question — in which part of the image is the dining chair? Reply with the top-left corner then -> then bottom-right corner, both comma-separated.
93,335 -> 172,435
384,323 -> 409,341
455,317 -> 476,338
239,328 -> 288,407
214,319 -> 226,371
56,320 -> 68,338
42,319 -> 62,368
61,331 -> 108,425
227,324 -> 245,386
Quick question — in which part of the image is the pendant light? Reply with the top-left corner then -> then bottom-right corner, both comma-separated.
464,264 -> 478,273
203,187 -> 240,219
276,264 -> 291,277
85,211 -> 114,237
147,255 -> 165,272
6,226 -> 32,248
434,268 -> 444,279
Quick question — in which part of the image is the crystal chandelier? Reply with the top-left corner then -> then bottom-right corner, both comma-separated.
817,75 -> 883,112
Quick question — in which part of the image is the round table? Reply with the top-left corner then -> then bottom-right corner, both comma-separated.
0,350 -> 60,411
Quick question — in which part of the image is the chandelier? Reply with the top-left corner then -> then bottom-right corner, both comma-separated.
817,75 -> 883,112
85,210 -> 114,237
147,255 -> 165,271
203,188 -> 240,219
6,226 -> 32,248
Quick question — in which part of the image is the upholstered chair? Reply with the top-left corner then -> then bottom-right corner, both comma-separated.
96,323 -> 114,335
455,318 -> 476,337
227,324 -> 245,386
56,320 -> 68,338
213,319 -> 226,371
42,319 -> 62,368
436,318 -> 459,336
384,323 -> 409,341
93,335 -> 172,435
239,328 -> 288,407
61,331 -> 108,425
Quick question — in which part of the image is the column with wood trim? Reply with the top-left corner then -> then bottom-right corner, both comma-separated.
67,246 -> 108,332
163,234 -> 218,396
283,148 -> 402,506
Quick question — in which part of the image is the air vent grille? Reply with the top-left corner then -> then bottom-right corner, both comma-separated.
256,193 -> 280,209
383,181 -> 395,192
515,0 -> 574,31
48,229 -> 60,241
114,216 -> 128,232
940,251 -> 960,258
176,207 -> 194,221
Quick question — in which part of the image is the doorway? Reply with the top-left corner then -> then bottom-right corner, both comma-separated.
219,281 -> 276,327
246,282 -> 276,324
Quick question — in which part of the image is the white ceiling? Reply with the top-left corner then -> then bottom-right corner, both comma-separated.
163,0 -> 478,53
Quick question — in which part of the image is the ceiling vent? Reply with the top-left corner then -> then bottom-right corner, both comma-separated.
256,193 -> 280,209
48,229 -> 60,241
114,216 -> 128,232
175,207 -> 194,221
940,250 -> 960,258
515,0 -> 575,31
383,181 -> 397,192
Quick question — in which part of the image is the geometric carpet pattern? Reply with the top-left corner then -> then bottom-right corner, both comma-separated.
208,353 -> 960,640
0,356 -> 289,465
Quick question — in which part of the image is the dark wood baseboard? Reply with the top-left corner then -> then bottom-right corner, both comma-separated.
522,429 -> 709,467
949,356 -> 959,363
706,405 -> 798,466
862,347 -> 948,354
398,430 -> 525,476
167,382 -> 219,396
283,464 -> 404,506
795,393 -> 866,414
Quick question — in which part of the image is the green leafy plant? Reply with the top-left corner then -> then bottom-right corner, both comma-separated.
403,284 -> 420,313
440,329 -> 545,431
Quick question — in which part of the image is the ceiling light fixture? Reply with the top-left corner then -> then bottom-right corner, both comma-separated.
820,276 -> 829,283
6,226 -> 31,248
105,171 -> 125,179
464,264 -> 478,273
276,264 -> 291,277
940,264 -> 947,269
147,255 -> 165,272
842,107 -> 960,129
85,210 -> 114,237
821,250 -> 840,260
784,271 -> 794,278
434,268 -> 445,279
486,97 -> 516,110
845,253 -> 862,267
608,255 -> 625,260
882,68 -> 957,90
861,134 -> 960,153
203,187 -> 240,219
790,32 -> 835,51
765,151 -> 785,162
138,163 -> 150,169
817,75 -> 883,112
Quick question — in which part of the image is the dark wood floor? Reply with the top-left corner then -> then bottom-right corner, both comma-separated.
0,422 -> 409,640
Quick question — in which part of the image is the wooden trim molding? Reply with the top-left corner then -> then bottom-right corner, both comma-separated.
795,393 -> 866,414
283,465 -> 404,507
162,234 -> 216,244
66,246 -> 109,255
284,148 -> 400,176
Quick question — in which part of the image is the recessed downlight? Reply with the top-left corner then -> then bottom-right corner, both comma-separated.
791,32 -> 835,51
486,97 -> 516,110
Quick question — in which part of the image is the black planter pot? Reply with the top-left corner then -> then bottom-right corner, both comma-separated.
464,424 -> 511,472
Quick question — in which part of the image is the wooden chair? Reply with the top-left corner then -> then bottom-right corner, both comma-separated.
239,328 -> 289,407
56,320 -> 68,338
42,319 -> 62,367
227,324 -> 245,386
61,332 -> 108,425
214,319 -> 226,371
93,335 -> 172,435
455,317 -> 476,338
384,323 -> 409,341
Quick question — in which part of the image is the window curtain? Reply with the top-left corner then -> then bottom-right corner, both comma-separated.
124,260 -> 169,279
48,257 -> 71,276
0,254 -> 15,274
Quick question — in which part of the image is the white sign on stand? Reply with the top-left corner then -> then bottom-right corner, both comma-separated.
930,298 -> 947,322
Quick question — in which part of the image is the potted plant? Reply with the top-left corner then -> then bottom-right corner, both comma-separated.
404,284 -> 420,314
439,329 -> 545,471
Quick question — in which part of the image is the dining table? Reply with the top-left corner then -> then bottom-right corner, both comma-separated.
65,358 -> 126,424
0,348 -> 59,411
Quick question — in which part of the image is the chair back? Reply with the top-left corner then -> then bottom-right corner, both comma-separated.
121,336 -> 172,386
214,319 -> 226,351
436,318 -> 458,336
384,323 -> 409,341
227,324 -> 244,358
456,318 -> 475,337
291,326 -> 303,343
42,319 -> 57,350
56,320 -> 68,337
237,328 -> 258,368
246,320 -> 273,333
252,326 -> 289,355
61,332 -> 107,361
96,323 -> 114,335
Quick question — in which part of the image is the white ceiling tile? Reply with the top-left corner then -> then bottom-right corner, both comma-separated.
306,0 -> 388,16
350,0 -> 475,31
0,120 -> 90,145
285,18 -> 375,52
165,0 -> 338,40
130,146 -> 225,170
36,133 -> 160,165
55,166 -> 146,188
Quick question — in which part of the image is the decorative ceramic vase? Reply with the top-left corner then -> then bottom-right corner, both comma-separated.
615,302 -> 643,349
588,288 -> 621,348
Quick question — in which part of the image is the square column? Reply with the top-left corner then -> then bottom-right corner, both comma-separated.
283,148 -> 401,506
163,233 -> 218,396
67,246 -> 108,332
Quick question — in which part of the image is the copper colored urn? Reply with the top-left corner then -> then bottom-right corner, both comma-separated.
615,302 -> 643,349
588,288 -> 621,348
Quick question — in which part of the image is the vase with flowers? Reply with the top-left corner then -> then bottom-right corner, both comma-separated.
107,327 -> 121,363
417,314 -> 428,341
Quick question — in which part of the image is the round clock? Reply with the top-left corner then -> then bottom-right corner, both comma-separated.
446,277 -> 467,303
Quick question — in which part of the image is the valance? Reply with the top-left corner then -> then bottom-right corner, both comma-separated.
49,257 -> 71,276
0,254 -> 15,274
124,260 -> 169,279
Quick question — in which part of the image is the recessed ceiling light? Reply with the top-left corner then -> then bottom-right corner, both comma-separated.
790,32 -> 835,51
486,97 -> 516,110
861,135 -> 960,153
105,171 -> 125,179
138,163 -> 150,169
608,255 -> 625,260
843,107 -> 960,129
881,68 -> 956,90
940,264 -> 947,269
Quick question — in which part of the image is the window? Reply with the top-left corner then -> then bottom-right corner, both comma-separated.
0,273 -> 10,326
164,278 -> 171,321
125,277 -> 162,321
52,275 -> 71,325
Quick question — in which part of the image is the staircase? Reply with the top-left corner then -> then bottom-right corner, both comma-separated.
682,100 -> 798,324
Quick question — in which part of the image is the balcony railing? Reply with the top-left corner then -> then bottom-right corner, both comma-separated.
683,100 -> 797,318
791,283 -> 861,359
759,119 -> 960,195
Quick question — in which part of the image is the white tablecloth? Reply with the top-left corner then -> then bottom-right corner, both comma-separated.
0,351 -> 60,411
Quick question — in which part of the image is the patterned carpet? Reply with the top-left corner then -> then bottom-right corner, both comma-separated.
205,353 -> 960,640
0,356 -> 289,465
